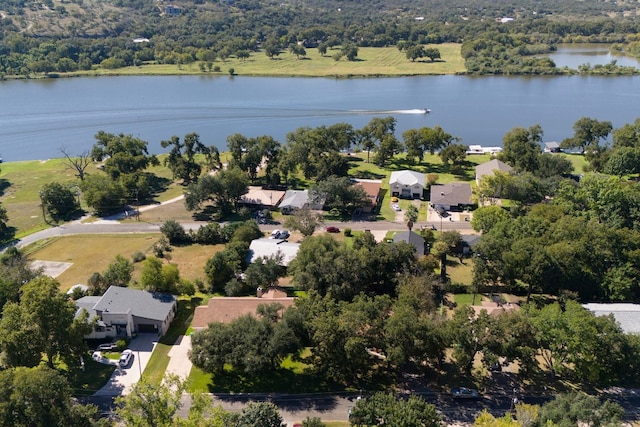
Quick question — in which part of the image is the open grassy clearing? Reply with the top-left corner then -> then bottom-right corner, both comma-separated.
24,234 -> 225,290
70,45 -> 466,78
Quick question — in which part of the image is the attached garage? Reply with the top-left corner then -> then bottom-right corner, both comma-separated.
137,323 -> 158,333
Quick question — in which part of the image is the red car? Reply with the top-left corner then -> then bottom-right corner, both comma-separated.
326,226 -> 340,233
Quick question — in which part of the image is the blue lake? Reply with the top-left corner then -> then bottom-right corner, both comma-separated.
1,72 -> 640,161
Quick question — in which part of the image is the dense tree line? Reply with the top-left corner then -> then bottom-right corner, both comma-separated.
2,0 -> 640,76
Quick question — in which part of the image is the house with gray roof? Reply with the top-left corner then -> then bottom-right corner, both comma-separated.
475,159 -> 513,185
278,189 -> 324,214
544,141 -> 561,153
393,230 -> 427,257
583,303 -> 640,334
430,182 -> 473,211
389,170 -> 426,199
75,286 -> 177,339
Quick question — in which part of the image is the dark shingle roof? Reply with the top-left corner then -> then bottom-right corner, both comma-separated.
92,286 -> 176,321
393,230 -> 425,256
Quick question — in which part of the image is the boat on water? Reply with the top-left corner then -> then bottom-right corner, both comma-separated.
423,108 -> 431,114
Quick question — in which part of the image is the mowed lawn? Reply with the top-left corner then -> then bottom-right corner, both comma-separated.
78,44 -> 466,78
25,234 -> 223,290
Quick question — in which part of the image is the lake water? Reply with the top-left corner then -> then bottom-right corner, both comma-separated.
1,52 -> 640,162
548,43 -> 640,69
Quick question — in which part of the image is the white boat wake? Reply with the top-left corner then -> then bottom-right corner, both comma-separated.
387,109 -> 430,114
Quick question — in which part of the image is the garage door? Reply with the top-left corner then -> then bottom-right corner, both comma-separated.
137,324 -> 157,333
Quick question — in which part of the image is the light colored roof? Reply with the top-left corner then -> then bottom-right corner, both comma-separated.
389,170 -> 425,186
248,238 -> 300,266
545,141 -> 560,149
192,290 -> 295,328
472,301 -> 520,317
279,190 -> 309,210
67,284 -> 89,294
583,303 -> 640,334
240,187 -> 286,207
430,182 -> 473,206
475,159 -> 513,180
91,286 -> 176,321
393,230 -> 425,256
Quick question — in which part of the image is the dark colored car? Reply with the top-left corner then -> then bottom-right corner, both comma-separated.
451,387 -> 480,399
326,226 -> 340,233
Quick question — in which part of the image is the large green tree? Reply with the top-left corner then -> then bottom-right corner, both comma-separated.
161,132 -> 220,184
309,175 -> 369,216
499,124 -> 543,172
39,182 -> 79,221
0,366 -> 103,427
115,375 -> 186,427
350,392 -> 443,427
0,276 -> 92,368
184,166 -> 249,214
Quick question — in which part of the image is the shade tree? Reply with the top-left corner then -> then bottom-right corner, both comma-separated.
309,175 -> 369,216
0,276 -> 92,368
39,182 -> 80,221
349,392 -> 442,427
161,132 -> 220,184
184,166 -> 249,214
499,124 -> 543,173
284,206 -> 323,237
560,117 -> 613,155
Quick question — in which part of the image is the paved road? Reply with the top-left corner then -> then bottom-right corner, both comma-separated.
12,217 -> 472,250
85,389 -> 640,426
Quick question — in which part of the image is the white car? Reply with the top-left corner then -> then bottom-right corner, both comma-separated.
119,349 -> 133,368
392,204 -> 401,211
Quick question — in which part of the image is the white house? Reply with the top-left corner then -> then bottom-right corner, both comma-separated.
389,170 -> 425,199
278,189 -> 324,214
247,238 -> 301,267
75,286 -> 177,339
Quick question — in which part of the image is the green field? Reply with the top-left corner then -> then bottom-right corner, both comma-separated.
68,45 -> 466,78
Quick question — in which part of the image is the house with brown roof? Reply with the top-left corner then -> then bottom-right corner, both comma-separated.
191,287 -> 295,329
240,186 -> 286,209
353,179 -> 382,213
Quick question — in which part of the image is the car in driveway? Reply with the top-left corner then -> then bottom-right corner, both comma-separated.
119,349 -> 133,368
392,204 -> 401,211
326,226 -> 340,233
97,342 -> 118,351
451,387 -> 480,399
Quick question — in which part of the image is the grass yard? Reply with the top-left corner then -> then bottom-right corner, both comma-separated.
143,296 -> 203,385
67,359 -> 116,397
445,256 -> 474,285
23,234 -> 223,290
71,45 -> 466,78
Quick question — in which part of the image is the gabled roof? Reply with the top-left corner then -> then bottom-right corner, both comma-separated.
389,170 -> 425,186
353,179 -> 382,204
545,141 -> 560,149
279,190 -> 309,209
430,182 -> 473,207
475,159 -> 513,180
240,187 -> 286,207
92,286 -> 176,321
75,296 -> 101,320
248,238 -> 300,266
393,230 -> 425,256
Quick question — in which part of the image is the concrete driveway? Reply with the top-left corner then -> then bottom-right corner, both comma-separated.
94,333 -> 159,396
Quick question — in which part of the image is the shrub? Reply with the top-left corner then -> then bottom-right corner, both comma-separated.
115,339 -> 127,351
131,251 -> 146,263
344,228 -> 352,237
225,278 -> 245,296
160,220 -> 191,245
